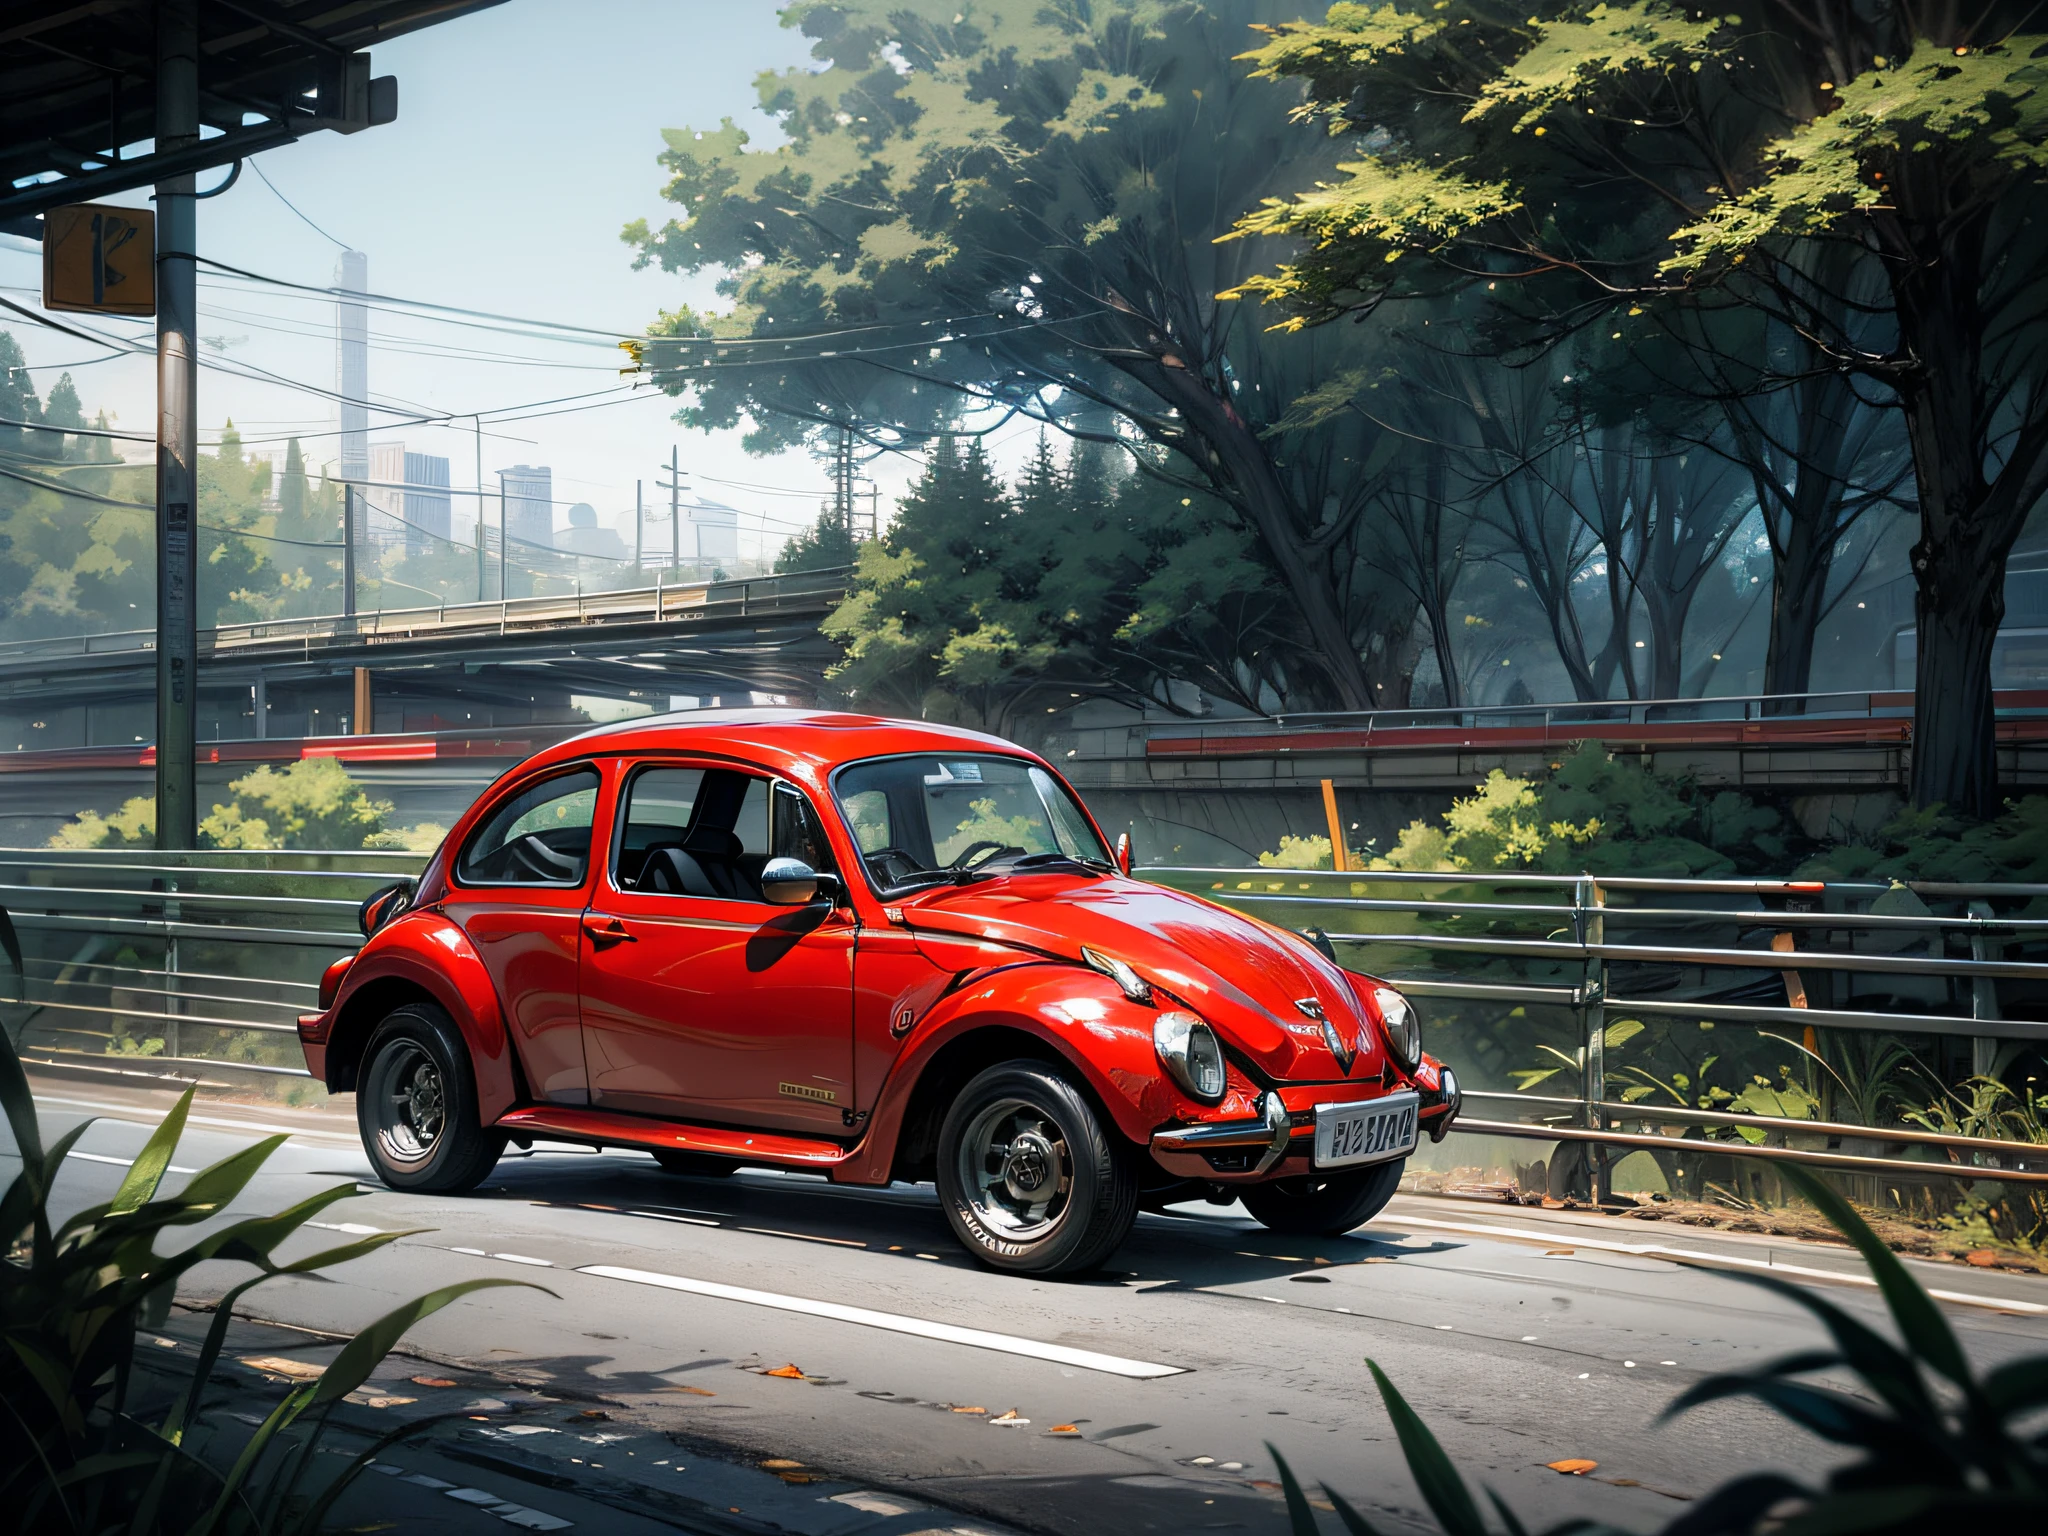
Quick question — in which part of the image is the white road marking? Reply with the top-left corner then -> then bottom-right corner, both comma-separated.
68,1150 -> 197,1174
1377,1213 -> 2048,1315
577,1263 -> 1188,1379
32,1093 -> 361,1145
308,1221 -> 388,1236
626,1210 -> 718,1226
490,1253 -> 554,1267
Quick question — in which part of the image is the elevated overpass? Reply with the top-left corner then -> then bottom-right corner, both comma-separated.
0,569 -> 851,749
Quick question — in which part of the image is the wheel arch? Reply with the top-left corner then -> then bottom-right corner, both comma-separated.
887,1023 -> 1073,1185
320,913 -> 521,1123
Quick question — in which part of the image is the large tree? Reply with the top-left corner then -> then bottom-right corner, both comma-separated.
624,0 -> 1434,712
1229,2 -> 2048,814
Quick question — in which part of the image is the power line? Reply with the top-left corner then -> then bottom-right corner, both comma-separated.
249,159 -> 351,251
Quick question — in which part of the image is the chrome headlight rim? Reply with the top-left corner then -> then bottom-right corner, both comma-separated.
1371,985 -> 1421,1068
1153,1009 -> 1228,1104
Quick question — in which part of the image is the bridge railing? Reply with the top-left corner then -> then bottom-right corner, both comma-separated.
5,850 -> 2045,1201
1135,687 -> 2048,755
0,566 -> 854,666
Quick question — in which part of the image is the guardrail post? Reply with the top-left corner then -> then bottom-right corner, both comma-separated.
1578,874 -> 1609,1204
1968,898 -> 2001,1077
164,873 -> 181,1064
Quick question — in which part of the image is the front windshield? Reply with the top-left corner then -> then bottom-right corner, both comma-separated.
833,755 -> 1110,889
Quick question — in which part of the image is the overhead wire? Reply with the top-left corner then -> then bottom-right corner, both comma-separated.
248,159 -> 352,251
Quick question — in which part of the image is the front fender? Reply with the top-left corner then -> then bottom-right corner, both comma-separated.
833,962 -> 1262,1185
299,910 -> 517,1124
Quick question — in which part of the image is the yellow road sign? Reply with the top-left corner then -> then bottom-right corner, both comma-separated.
42,203 -> 155,316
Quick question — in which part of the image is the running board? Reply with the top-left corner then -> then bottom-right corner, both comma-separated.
495,1105 -> 849,1168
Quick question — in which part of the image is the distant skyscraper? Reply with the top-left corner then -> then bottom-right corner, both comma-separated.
366,442 -> 452,552
334,250 -> 369,547
500,464 -> 553,554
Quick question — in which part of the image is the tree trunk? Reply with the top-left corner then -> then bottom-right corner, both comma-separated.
1762,507 -> 1832,715
1907,538 -> 2004,818
1132,357 -> 1375,711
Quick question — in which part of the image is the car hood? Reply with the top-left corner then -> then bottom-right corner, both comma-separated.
898,873 -> 1384,1083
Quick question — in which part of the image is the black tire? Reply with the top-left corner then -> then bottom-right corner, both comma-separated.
357,1002 -> 504,1193
653,1149 -> 737,1178
935,1060 -> 1138,1276
1241,1158 -> 1404,1237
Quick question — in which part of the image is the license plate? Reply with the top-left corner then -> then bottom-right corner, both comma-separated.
1313,1092 -> 1420,1169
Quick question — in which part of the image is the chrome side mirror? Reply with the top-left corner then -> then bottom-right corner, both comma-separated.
760,856 -> 822,905
1115,832 -> 1134,875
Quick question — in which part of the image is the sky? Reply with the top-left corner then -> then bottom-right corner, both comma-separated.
0,0 -> 955,565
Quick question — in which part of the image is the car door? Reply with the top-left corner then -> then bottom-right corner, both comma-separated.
441,762 -> 607,1105
578,758 -> 857,1134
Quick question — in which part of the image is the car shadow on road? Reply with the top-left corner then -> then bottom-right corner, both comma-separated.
449,1151 -> 1466,1293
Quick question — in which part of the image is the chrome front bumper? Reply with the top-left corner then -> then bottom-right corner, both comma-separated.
1150,1090 -> 1293,1174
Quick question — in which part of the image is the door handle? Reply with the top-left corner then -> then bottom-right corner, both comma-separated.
582,914 -> 635,946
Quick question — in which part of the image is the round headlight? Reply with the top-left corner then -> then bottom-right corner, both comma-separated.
1371,985 -> 1421,1067
1154,1010 -> 1227,1103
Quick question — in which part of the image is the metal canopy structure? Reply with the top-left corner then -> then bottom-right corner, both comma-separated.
0,0 -> 507,229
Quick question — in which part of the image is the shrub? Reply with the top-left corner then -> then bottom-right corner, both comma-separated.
48,759 -> 443,853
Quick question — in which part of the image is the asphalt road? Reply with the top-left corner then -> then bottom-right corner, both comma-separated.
16,1073 -> 2048,1536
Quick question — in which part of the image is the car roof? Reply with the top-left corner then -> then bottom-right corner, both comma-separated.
524,706 -> 1037,777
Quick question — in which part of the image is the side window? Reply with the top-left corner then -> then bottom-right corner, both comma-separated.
772,782 -> 837,873
622,764 -> 772,900
458,768 -> 600,886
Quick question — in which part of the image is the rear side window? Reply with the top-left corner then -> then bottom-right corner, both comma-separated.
457,768 -> 600,886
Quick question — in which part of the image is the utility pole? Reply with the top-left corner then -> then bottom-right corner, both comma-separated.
154,0 -> 199,850
497,469 -> 508,601
833,425 -> 855,543
634,479 -> 644,573
343,484 -> 357,618
657,448 -> 687,576
473,414 -> 484,602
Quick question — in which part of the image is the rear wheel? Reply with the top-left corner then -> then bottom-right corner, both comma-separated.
358,1003 -> 504,1193
1242,1159 -> 1403,1236
936,1061 -> 1138,1276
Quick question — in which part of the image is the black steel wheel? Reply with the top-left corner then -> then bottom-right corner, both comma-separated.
357,1002 -> 503,1193
1241,1158 -> 1403,1236
935,1060 -> 1137,1276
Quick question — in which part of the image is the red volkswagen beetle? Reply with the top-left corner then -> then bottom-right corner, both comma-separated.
299,710 -> 1460,1275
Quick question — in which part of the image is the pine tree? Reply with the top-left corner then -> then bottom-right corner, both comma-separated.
0,333 -> 43,462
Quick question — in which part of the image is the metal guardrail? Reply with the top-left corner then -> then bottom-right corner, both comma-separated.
1145,866 -> 2048,1195
0,566 -> 853,667
0,849 -> 419,1084
4,851 -> 2045,1196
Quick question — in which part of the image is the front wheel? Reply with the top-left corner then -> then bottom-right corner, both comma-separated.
936,1061 -> 1138,1276
358,1003 -> 504,1193
1241,1158 -> 1403,1236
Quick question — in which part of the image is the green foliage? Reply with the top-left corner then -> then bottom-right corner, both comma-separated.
1260,833 -> 1334,870
1370,743 -> 1789,876
1268,1163 -> 2048,1533
775,506 -> 857,573
0,1021 -> 548,1533
1798,796 -> 2048,884
824,431 -> 1288,726
48,760 -> 441,852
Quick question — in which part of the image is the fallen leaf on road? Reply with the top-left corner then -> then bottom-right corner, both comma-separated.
1965,1250 -> 1998,1268
764,1364 -> 806,1379
948,1404 -> 989,1414
570,1410 -> 610,1421
410,1377 -> 460,1388
1545,1249 -> 1575,1257
1248,1480 -> 1283,1493
762,1460 -> 805,1469
1541,1197 -> 1567,1210
989,1410 -> 1029,1426
657,1385 -> 716,1397
239,1357 -> 324,1380
345,1394 -> 416,1409
1547,1459 -> 1598,1475
1047,1425 -> 1081,1436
